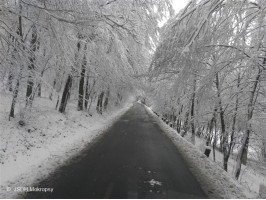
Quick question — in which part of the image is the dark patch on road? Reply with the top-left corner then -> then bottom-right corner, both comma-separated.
24,103 -> 207,199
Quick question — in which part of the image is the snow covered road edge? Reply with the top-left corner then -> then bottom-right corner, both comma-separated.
0,102 -> 133,199
144,104 -> 248,199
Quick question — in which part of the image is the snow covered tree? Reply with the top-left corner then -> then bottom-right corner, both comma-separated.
1,0 -> 173,117
148,0 -> 266,179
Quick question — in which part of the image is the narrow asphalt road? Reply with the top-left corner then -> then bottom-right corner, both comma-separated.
24,103 -> 207,199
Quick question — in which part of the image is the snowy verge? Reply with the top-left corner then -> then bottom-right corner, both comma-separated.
143,104 -> 249,199
0,99 -> 133,199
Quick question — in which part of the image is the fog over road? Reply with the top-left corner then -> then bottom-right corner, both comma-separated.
25,103 -> 207,199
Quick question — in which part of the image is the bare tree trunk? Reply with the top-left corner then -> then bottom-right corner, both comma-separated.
223,73 -> 241,171
176,119 -> 181,133
88,92 -> 95,114
50,64 -> 63,101
84,77 -> 89,110
190,75 -> 196,144
26,25 -> 37,107
235,67 -> 262,180
78,53 -> 86,111
262,137 -> 266,161
49,79 -> 56,100
59,39 -> 81,113
9,70 -> 22,120
215,73 -> 229,171
37,83 -> 41,97
59,75 -> 72,113
103,89 -> 110,111
176,105 -> 183,133
181,111 -> 189,137
37,70 -> 44,97
87,79 -> 96,111
8,71 -> 13,92
213,122 -> 217,162
96,91 -> 104,115
9,0 -> 23,120
208,106 -> 217,144
55,95 -> 60,110
7,34 -> 16,92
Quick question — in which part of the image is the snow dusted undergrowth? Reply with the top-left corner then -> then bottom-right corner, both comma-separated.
193,137 -> 266,198
0,92 -> 133,198
144,104 -> 253,199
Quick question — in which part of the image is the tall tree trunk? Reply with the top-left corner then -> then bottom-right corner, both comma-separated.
59,75 -> 72,113
9,70 -> 22,120
103,89 -> 110,111
235,67 -> 262,180
49,79 -> 56,100
37,48 -> 45,98
88,92 -> 95,114
59,39 -> 81,113
55,95 -> 60,110
38,70 -> 44,97
9,0 -> 23,119
38,83 -> 41,97
78,53 -> 86,111
8,71 -> 13,92
96,91 -> 104,115
176,105 -> 183,133
215,73 -> 228,171
26,25 -> 37,107
181,110 -> 189,137
84,77 -> 89,110
213,122 -> 217,162
7,34 -> 16,92
224,73 -> 241,171
208,106 -> 217,145
176,119 -> 181,133
190,74 -> 197,144
262,137 -> 266,161
86,79 -> 96,112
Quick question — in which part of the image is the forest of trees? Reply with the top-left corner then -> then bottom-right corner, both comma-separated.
148,0 -> 266,180
1,0 -> 266,187
0,0 -> 172,117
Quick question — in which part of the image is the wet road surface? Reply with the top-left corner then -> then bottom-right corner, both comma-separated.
24,103 -> 207,199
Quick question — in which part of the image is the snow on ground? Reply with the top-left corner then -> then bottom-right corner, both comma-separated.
0,91 -> 133,198
144,105 -> 252,199
192,136 -> 266,198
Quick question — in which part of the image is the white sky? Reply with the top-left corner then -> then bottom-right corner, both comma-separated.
172,0 -> 190,14
158,0 -> 190,27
